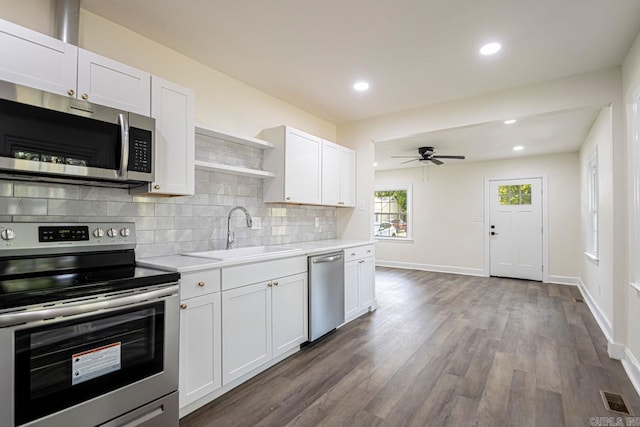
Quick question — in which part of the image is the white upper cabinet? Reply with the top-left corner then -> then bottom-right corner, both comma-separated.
77,49 -> 151,116
0,19 -> 151,115
262,126 -> 322,205
0,18 -> 77,96
321,141 -> 341,206
146,76 -> 195,196
339,147 -> 356,207
321,140 -> 356,207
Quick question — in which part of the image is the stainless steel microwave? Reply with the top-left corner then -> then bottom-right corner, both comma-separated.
0,82 -> 154,187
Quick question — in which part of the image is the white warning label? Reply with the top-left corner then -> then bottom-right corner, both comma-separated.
72,342 -> 122,385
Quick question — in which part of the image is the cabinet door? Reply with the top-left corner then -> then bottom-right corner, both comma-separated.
77,48 -> 151,115
284,128 -> 322,204
339,148 -> 356,207
0,18 -> 77,96
150,76 -> 195,195
321,140 -> 341,206
272,273 -> 308,357
222,282 -> 272,385
358,257 -> 376,310
344,260 -> 360,321
179,293 -> 222,408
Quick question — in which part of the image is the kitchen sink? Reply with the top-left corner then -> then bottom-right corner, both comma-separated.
184,246 -> 299,261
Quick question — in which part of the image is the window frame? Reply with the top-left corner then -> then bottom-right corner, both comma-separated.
586,148 -> 599,261
373,184 -> 412,241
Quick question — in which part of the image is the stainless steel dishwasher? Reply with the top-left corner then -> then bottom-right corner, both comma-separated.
308,251 -> 345,341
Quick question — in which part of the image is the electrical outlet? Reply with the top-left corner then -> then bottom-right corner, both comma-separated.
315,217 -> 320,227
251,217 -> 261,230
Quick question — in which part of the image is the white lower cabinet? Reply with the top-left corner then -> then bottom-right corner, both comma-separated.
272,273 -> 308,357
221,282 -> 272,385
179,292 -> 221,408
221,272 -> 308,385
344,260 -> 360,320
344,245 -> 376,323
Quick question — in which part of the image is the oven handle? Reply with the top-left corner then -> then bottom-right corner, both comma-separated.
0,284 -> 178,328
118,113 -> 130,178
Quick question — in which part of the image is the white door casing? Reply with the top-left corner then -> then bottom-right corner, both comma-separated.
488,178 -> 544,281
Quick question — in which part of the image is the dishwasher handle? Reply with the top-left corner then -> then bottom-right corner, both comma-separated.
312,253 -> 343,263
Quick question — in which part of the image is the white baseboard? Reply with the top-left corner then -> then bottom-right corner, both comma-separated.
623,348 -> 640,398
547,275 -> 580,286
375,260 -> 486,277
576,278 -> 614,345
608,342 -> 627,360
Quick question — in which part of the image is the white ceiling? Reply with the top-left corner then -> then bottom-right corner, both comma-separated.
80,0 -> 640,124
374,106 -> 602,170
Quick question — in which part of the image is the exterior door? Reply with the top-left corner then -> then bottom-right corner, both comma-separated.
489,178 -> 543,281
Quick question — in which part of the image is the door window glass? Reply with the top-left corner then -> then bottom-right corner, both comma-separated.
498,184 -> 532,205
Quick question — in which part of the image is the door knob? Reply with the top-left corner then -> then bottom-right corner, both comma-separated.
490,231 -> 498,236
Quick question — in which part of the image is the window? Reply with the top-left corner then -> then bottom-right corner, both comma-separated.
374,186 -> 411,239
498,184 -> 532,205
587,150 -> 598,258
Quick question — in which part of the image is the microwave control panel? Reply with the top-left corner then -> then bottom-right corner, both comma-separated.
128,127 -> 152,173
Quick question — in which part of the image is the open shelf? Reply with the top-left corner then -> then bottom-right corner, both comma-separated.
195,123 -> 274,149
194,160 -> 275,179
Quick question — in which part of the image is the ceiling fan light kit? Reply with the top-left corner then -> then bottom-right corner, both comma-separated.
390,146 -> 466,165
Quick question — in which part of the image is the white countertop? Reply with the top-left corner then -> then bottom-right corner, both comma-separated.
137,239 -> 374,273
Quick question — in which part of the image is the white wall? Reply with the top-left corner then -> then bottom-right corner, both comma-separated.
579,106 -> 614,336
0,1 -> 336,141
622,31 -> 640,373
375,152 -> 580,278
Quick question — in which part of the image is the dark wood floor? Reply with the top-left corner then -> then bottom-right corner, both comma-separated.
181,267 -> 640,427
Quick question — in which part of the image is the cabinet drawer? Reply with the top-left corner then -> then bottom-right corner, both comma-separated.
344,244 -> 375,262
180,269 -> 221,299
222,256 -> 307,291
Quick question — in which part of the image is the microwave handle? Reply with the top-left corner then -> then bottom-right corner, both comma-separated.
118,113 -> 130,178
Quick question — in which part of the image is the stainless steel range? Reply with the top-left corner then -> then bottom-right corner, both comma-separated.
0,222 -> 180,427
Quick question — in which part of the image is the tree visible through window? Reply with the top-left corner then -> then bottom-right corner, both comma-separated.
374,189 -> 409,239
498,184 -> 532,205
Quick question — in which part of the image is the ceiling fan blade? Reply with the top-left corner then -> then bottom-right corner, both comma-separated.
400,159 -> 420,164
391,155 -> 420,158
429,158 -> 444,165
432,155 -> 465,160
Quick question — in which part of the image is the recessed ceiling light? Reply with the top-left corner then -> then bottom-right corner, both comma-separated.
373,162 -> 378,167
353,81 -> 370,92
480,42 -> 501,56
504,119 -> 517,125
513,146 -> 524,151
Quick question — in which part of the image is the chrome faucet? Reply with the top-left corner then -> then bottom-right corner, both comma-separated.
226,206 -> 253,249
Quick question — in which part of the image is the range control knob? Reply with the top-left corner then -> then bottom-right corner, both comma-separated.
1,228 -> 16,241
107,228 -> 118,238
93,228 -> 105,238
120,228 -> 131,238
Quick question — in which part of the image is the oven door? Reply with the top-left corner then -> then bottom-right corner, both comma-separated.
0,285 -> 179,427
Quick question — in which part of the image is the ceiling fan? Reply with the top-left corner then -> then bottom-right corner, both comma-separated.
391,146 -> 466,165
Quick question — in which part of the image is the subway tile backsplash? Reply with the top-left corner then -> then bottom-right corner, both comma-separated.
0,134 -> 337,258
